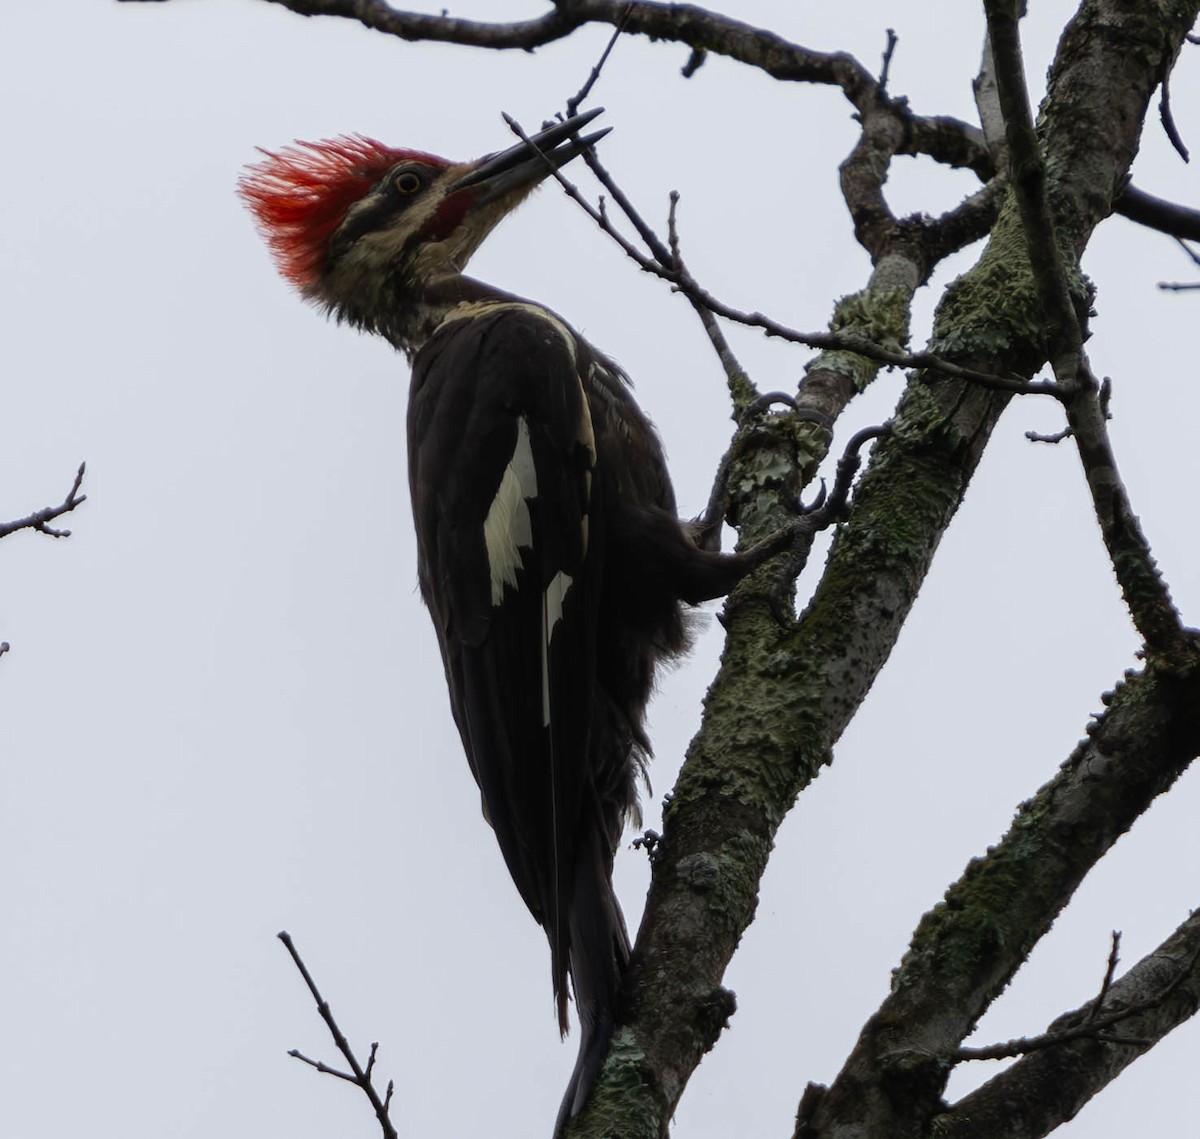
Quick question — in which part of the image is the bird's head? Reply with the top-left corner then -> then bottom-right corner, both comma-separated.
237,110 -> 607,338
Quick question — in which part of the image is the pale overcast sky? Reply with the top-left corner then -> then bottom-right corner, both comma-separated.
2,3 -> 1197,1137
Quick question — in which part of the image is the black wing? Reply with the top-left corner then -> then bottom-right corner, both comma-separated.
407,304 -> 598,1030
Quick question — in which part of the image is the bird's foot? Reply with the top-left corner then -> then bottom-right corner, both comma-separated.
692,397 -> 831,553
738,423 -> 892,625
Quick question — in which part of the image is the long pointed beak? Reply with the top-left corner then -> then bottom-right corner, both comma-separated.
450,109 -> 610,204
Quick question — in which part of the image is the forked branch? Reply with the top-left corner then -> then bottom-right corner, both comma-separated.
0,463 -> 88,540
983,0 -> 1190,660
278,931 -> 399,1139
502,115 -> 1034,395
935,911 -> 1200,1138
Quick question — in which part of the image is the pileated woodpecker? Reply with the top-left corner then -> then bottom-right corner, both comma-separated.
238,112 -> 768,1126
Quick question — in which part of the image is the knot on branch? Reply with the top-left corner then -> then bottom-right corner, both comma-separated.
694,984 -> 737,1052
678,852 -> 721,894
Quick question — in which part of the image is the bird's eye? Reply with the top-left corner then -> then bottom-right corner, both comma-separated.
394,170 -> 423,194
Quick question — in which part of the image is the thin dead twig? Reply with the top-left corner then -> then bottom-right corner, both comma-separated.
278,931 -> 399,1139
1159,60 -> 1190,163
505,115 -> 1039,395
956,929 -> 1200,1063
0,463 -> 88,540
565,5 -> 632,115
878,28 -> 899,94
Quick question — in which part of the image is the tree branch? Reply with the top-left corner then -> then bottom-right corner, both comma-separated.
504,111 -> 1025,436
983,0 -> 1190,660
510,114 -> 1030,397
1115,184 -> 1200,241
983,0 -> 1083,373
786,6 -> 1200,1138
1061,360 -> 1191,659
114,4 -> 1200,1137
934,910 -> 1200,1139
121,0 -> 991,174
951,933 -> 1142,1061
0,463 -> 88,540
278,932 -> 399,1139
797,656 -> 1200,1139
568,14 -> 1200,1130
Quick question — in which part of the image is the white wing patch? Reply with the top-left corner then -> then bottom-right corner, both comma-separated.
483,417 -> 538,605
541,570 -> 574,727
544,570 -> 573,634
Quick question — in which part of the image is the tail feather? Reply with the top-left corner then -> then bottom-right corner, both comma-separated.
553,823 -> 631,1136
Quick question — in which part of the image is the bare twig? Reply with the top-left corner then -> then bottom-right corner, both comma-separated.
565,4 -> 631,115
522,112 -> 759,401
1172,236 -> 1200,267
0,463 -> 88,540
506,114 -> 1042,396
878,28 -> 898,94
936,909 -> 1200,1138
1157,236 -> 1200,289
1086,931 -> 1122,1023
954,927 -> 1199,1063
278,931 -> 399,1139
665,189 -> 755,400
288,1048 -> 357,1083
1159,60 -> 1190,163
954,1013 -> 1139,1062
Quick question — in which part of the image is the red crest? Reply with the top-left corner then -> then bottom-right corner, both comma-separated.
237,136 -> 445,291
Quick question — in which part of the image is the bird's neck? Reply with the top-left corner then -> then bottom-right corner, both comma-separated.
359,274 -> 528,361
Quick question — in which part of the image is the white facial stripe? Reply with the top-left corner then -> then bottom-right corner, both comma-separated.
541,571 -> 574,728
483,417 -> 538,605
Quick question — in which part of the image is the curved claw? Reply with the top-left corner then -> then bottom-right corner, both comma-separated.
740,393 -> 835,432
744,391 -> 796,419
802,424 -> 892,523
798,478 -> 828,516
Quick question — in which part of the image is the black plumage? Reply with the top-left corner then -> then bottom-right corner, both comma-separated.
238,114 -> 759,1129
409,296 -> 750,1123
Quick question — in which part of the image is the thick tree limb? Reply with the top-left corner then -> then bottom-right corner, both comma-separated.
568,7 -> 1200,1133
786,9 -> 1200,1137
948,930 -> 1186,1062
796,656 -> 1200,1139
